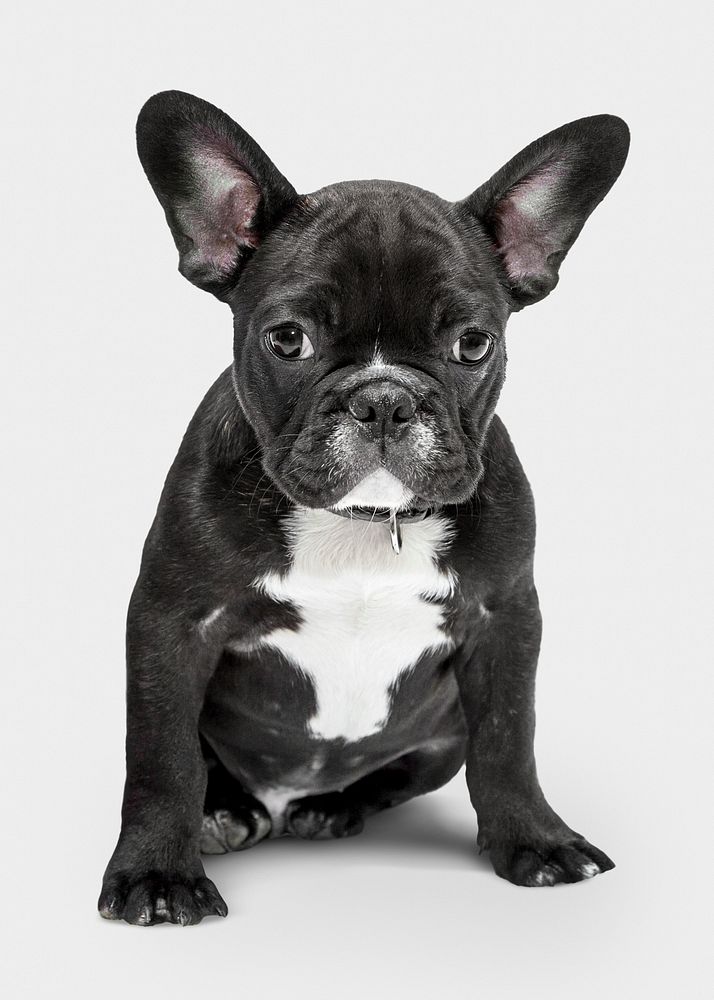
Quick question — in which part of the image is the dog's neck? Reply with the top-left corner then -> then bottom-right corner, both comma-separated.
327,504 -> 440,554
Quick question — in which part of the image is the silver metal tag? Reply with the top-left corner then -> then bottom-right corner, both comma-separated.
388,509 -> 402,554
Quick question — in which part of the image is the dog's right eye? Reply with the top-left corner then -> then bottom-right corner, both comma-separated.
265,326 -> 315,361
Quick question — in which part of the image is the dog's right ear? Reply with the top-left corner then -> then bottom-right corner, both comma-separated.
136,91 -> 297,300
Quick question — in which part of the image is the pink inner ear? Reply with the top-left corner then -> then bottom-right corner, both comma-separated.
184,140 -> 262,276
492,159 -> 566,282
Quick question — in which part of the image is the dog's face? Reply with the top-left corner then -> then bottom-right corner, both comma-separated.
137,93 -> 628,509
228,181 -> 509,508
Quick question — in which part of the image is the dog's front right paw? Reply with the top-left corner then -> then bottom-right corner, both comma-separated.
98,870 -> 227,926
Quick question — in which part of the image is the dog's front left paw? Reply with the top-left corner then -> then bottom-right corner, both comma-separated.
490,837 -> 615,887
98,870 -> 227,926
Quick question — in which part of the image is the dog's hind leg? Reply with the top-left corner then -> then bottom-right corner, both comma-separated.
285,739 -> 466,840
200,749 -> 272,854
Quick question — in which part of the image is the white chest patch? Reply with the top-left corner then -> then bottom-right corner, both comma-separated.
253,509 -> 457,742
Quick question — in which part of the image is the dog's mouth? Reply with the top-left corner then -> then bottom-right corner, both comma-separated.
329,468 -> 415,512
266,446 -> 479,512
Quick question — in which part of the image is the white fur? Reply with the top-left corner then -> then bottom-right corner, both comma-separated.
197,605 -> 225,637
361,354 -> 420,386
332,468 -> 415,509
252,751 -> 328,834
252,509 -> 456,742
256,786 -> 312,834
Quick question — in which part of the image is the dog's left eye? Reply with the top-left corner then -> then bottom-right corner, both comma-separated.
450,331 -> 493,366
265,326 -> 315,361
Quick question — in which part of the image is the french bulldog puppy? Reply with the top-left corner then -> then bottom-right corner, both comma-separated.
99,92 -> 629,925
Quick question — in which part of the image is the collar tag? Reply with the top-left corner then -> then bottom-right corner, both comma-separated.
326,503 -> 439,556
388,509 -> 402,555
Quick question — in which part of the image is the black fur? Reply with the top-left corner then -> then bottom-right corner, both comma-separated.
99,91 -> 629,925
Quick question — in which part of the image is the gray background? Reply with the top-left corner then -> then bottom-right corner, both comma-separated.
2,1 -> 711,997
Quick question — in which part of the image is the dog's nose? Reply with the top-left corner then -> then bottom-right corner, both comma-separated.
347,381 -> 417,433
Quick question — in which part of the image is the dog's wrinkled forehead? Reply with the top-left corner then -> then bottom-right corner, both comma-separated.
233,180 -> 510,357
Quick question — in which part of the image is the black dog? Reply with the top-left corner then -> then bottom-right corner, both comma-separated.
99,92 -> 629,925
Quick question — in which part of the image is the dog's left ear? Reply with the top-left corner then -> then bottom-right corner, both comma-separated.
136,91 -> 297,300
459,115 -> 630,309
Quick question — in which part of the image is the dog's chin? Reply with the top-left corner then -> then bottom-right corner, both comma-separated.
271,454 -> 483,511
330,469 -> 415,511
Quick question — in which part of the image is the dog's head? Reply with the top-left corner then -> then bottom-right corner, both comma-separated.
137,92 -> 628,509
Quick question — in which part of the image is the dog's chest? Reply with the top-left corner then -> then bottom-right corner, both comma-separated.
253,510 -> 456,743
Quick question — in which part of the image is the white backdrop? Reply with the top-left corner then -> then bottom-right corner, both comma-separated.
2,2 -> 711,997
